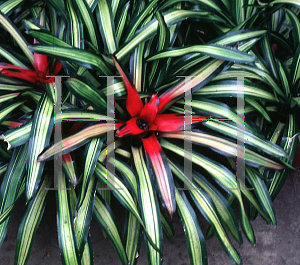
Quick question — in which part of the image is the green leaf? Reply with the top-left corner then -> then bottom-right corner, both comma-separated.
169,160 -> 242,265
29,45 -> 111,75
115,2 -> 129,42
245,167 -> 277,226
38,123 -> 116,162
0,10 -> 34,65
291,43 -> 300,88
73,0 -> 101,49
162,140 -> 255,245
96,0 -> 118,53
285,8 -> 300,50
14,175 -> 52,265
66,0 -> 83,49
175,187 -> 208,265
0,45 -> 28,68
62,153 -> 78,187
159,131 -> 284,170
0,143 -> 28,246
210,29 -> 267,46
203,120 -> 288,159
231,0 -> 245,24
26,92 -> 53,201
269,114 -> 297,200
160,210 -> 175,240
0,0 -> 25,15
270,0 -> 300,8
0,92 -> 20,104
56,173 -> 80,265
78,138 -> 103,208
74,175 -> 97,257
147,44 -> 256,64
0,100 -> 24,124
193,80 -> 278,101
259,34 -> 280,81
115,8 -> 212,60
65,78 -> 107,112
93,192 -> 129,264
131,146 -> 163,265
81,235 -> 94,265
124,204 -> 142,265
27,29 -> 71,47
2,119 -> 32,150
245,98 -> 272,123
124,0 -> 160,41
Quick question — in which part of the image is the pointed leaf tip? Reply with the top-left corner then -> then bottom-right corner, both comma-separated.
111,55 -> 143,117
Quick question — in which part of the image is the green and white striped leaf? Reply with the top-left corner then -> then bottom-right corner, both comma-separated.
245,167 -> 277,226
269,114 -> 297,200
203,121 -> 288,159
245,98 -> 272,123
0,100 -> 24,124
124,205 -> 142,265
210,29 -> 267,46
96,0 -> 118,53
162,140 -> 255,245
0,0 -> 25,15
66,0 -> 83,49
0,10 -> 34,65
161,210 -> 175,241
131,146 -> 163,265
29,45 -> 111,75
27,29 -> 71,47
147,44 -> 256,64
73,0 -> 101,49
38,123 -> 119,162
115,9 -> 213,60
0,143 -> 28,247
26,92 -> 53,201
2,119 -> 32,150
0,92 -> 20,104
78,138 -> 103,208
0,45 -> 27,68
115,2 -> 129,42
57,173 -> 80,265
176,187 -> 208,265
270,0 -> 300,8
194,80 -> 278,101
169,161 -> 242,265
193,172 -> 242,244
291,44 -> 300,88
74,175 -> 97,257
65,78 -> 107,112
81,235 -> 94,265
14,175 -> 52,265
93,192 -> 128,264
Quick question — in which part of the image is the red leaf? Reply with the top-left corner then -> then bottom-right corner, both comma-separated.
141,133 -> 176,216
34,9 -> 48,75
69,121 -> 84,133
115,117 -> 146,137
138,93 -> 159,126
34,50 -> 49,76
0,64 -> 37,76
150,114 -> 209,132
112,55 -> 143,117
50,60 -> 63,75
0,69 -> 38,83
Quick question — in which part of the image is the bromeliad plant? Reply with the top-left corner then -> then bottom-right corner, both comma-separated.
0,1 -> 298,265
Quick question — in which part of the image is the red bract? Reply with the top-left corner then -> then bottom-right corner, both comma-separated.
0,9 -> 62,88
112,55 -> 209,216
